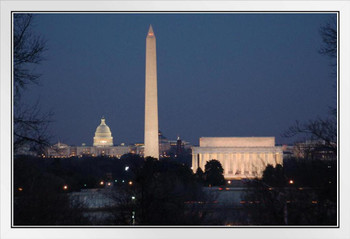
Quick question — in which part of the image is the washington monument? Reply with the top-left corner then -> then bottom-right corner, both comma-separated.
144,25 -> 159,159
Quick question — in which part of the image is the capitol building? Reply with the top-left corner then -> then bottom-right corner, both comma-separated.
46,117 -> 131,158
45,117 -> 189,158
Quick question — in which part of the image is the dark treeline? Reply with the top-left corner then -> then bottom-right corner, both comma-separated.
15,154 -> 143,193
14,153 -> 212,225
242,158 -> 337,225
107,157 -> 216,225
14,153 -> 337,226
14,154 -> 142,225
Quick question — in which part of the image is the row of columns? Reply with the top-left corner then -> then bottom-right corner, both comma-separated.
192,152 -> 283,179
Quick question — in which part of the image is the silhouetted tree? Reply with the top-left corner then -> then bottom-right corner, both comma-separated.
283,17 -> 337,156
14,156 -> 88,225
204,160 -> 225,186
116,157 -> 208,225
13,14 -> 51,154
319,17 -> 337,61
195,167 -> 205,184
242,159 -> 337,225
319,16 -> 337,119
262,164 -> 285,187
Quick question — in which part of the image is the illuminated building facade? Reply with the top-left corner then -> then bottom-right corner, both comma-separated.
93,117 -> 113,147
46,117 -> 130,158
192,137 -> 283,179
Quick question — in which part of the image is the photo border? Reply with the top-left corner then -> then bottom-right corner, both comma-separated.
1,1 -> 349,239
10,10 -> 341,229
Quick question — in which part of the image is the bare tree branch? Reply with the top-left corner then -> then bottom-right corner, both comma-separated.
13,14 -> 51,155
319,17 -> 337,59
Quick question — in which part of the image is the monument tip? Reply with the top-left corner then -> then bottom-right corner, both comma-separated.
148,25 -> 154,36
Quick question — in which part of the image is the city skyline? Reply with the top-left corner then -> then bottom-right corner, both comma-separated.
20,13 -> 337,146
7,6 -> 341,232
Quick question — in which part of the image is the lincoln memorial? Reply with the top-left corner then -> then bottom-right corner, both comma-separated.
192,137 -> 283,179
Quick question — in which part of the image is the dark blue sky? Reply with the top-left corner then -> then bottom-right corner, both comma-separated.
22,13 -> 336,146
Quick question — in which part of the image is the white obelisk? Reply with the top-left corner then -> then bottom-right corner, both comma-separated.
144,25 -> 159,159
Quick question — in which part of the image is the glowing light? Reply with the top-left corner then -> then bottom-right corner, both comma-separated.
125,166 -> 129,171
129,181 -> 133,186
100,181 -> 104,185
289,179 -> 294,184
131,196 -> 136,200
228,180 -> 231,184
107,182 -> 111,186
312,200 -> 318,204
114,179 -> 118,183
63,185 -> 68,190
18,187 -> 23,191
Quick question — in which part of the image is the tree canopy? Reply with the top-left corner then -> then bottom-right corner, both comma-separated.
204,159 -> 225,186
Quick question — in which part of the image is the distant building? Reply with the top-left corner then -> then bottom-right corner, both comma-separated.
293,140 -> 336,160
93,117 -> 113,147
176,136 -> 183,157
192,137 -> 283,179
14,143 -> 38,156
281,144 -> 294,159
46,117 -> 191,159
131,131 -> 192,158
46,117 -> 130,158
159,130 -> 171,156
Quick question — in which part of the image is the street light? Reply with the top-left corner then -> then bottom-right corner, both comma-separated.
131,196 -> 136,200
131,211 -> 136,225
100,181 -> 104,186
125,166 -> 129,171
63,185 -> 68,190
129,181 -> 133,186
289,179 -> 294,185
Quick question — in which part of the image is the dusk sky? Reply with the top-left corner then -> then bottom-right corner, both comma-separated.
20,13 -> 337,146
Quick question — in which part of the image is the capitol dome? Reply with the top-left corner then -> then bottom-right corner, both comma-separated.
93,117 -> 113,147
